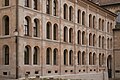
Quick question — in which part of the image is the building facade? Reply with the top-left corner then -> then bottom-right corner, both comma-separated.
0,0 -> 116,80
90,0 -> 120,79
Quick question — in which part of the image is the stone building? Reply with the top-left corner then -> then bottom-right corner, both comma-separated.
0,0 -> 116,80
90,0 -> 120,79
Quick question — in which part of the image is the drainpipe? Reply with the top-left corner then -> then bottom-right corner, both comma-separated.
15,0 -> 19,79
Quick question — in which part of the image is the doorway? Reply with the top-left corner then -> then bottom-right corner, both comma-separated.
107,55 -> 112,78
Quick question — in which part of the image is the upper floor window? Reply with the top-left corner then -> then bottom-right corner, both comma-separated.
69,6 -> 73,21
33,47 -> 38,65
46,0 -> 51,14
3,45 -> 9,65
4,0 -> 9,6
89,33 -> 92,46
93,16 -> 95,29
46,48 -> 52,65
33,19 -> 39,37
102,20 -> 104,31
69,50 -> 73,65
53,0 -> 58,16
46,22 -> 52,39
33,0 -> 37,10
24,17 -> 30,36
64,27 -> 68,42
24,46 -> 31,65
3,15 -> 9,35
82,11 -> 85,25
93,34 -> 95,46
77,30 -> 81,44
89,14 -> 92,28
82,51 -> 85,65
82,31 -> 85,45
69,28 -> 73,43
63,4 -> 68,19
107,22 -> 109,32
77,51 -> 81,65
25,0 -> 29,7
53,24 -> 58,40
77,9 -> 81,23
99,18 -> 101,30
53,48 -> 58,65
64,49 -> 68,65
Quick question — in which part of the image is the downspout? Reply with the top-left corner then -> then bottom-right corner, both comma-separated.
16,0 -> 19,79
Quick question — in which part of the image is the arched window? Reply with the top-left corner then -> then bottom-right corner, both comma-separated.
24,17 -> 30,36
53,0 -> 58,16
5,0 -> 9,6
24,46 -> 30,65
25,0 -> 29,7
33,47 -> 39,65
46,0 -> 51,14
53,48 -> 58,65
33,0 -> 37,10
78,51 -> 81,65
77,9 -> 81,23
93,16 -> 95,29
69,28 -> 73,43
82,11 -> 85,25
46,22 -> 52,39
110,23 -> 112,33
99,53 -> 102,66
64,49 -> 68,65
82,51 -> 85,65
69,50 -> 73,66
93,53 -> 96,65
63,4 -> 68,19
89,33 -> 92,46
102,20 -> 104,31
107,38 -> 109,49
46,48 -> 52,65
107,22 -> 109,32
102,54 -> 104,65
77,30 -> 81,44
3,15 -> 9,35
33,19 -> 39,37
99,18 -> 101,30
89,14 -> 92,28
99,36 -> 101,47
3,45 -> 9,65
69,6 -> 73,21
53,24 -> 58,40
89,52 -> 92,65
82,31 -> 85,45
110,39 -> 112,49
102,37 -> 104,49
64,27 -> 68,42
93,34 -> 95,46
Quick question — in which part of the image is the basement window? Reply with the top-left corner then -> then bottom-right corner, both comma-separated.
3,72 -> 7,75
35,71 -> 39,74
48,71 -> 51,73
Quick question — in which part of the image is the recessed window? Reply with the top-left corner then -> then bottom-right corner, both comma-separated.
65,70 -> 67,73
70,70 -> 73,72
3,72 -> 7,75
55,70 -> 58,73
83,69 -> 85,72
48,71 -> 51,73
35,71 -> 39,74
5,0 -> 9,6
26,72 -> 30,74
